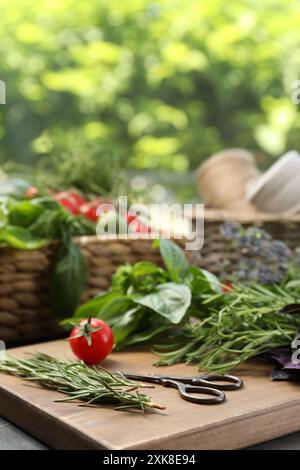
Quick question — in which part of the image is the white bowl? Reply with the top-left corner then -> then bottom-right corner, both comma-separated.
246,150 -> 300,213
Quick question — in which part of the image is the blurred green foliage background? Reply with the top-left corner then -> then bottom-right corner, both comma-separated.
0,0 -> 300,176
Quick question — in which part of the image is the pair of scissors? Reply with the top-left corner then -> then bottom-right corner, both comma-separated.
123,372 -> 243,405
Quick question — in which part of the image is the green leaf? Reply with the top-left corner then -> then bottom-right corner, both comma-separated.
131,261 -> 164,278
8,200 -> 44,228
111,264 -> 133,293
159,239 -> 189,282
133,282 -> 191,324
50,239 -> 87,319
189,266 -> 222,296
72,290 -> 120,320
122,324 -> 170,347
98,296 -> 135,322
111,306 -> 145,345
0,225 -> 46,250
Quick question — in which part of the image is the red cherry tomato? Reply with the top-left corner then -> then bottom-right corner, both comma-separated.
130,219 -> 151,233
59,198 -> 79,215
53,191 -> 79,215
25,186 -> 39,198
80,202 -> 99,221
222,281 -> 233,293
69,318 -> 114,365
126,212 -> 137,223
68,192 -> 85,208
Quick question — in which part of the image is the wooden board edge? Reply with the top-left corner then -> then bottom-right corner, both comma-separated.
122,400 -> 300,450
0,386 -> 106,450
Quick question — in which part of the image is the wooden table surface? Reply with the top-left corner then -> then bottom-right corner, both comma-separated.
1,340 -> 300,450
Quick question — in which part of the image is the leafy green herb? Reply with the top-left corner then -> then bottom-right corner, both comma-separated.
159,239 -> 189,282
133,282 -> 191,324
0,225 -> 45,249
50,237 -> 87,318
154,283 -> 300,372
0,196 -> 94,317
66,239 -> 218,347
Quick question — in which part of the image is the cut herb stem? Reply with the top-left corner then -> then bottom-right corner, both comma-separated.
0,353 -> 165,411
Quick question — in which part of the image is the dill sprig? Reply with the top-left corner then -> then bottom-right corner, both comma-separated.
0,353 -> 165,411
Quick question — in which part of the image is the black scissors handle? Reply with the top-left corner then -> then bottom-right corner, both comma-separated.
147,373 -> 243,391
160,379 -> 225,405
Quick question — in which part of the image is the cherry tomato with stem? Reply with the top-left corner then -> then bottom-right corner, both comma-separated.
69,317 -> 114,365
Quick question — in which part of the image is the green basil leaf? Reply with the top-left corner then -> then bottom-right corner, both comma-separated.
8,200 -> 44,228
111,306 -> 145,345
72,290 -> 120,320
0,225 -> 46,249
98,296 -> 135,321
50,239 -> 87,318
111,264 -> 133,293
131,261 -> 164,278
190,266 -> 222,295
133,282 -> 191,324
122,324 -> 170,347
159,239 -> 189,282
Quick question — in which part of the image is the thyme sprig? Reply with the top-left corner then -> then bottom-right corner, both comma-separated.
0,353 -> 165,411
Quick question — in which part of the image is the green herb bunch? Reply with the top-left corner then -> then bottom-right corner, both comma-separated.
65,239 -> 221,348
67,238 -> 300,373
0,353 -> 164,411
0,196 -> 95,317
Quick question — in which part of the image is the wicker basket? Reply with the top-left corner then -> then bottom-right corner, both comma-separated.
0,237 -> 165,345
190,209 -> 300,274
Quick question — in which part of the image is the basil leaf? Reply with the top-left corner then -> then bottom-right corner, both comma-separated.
111,306 -> 145,345
122,324 -> 170,347
190,266 -> 222,296
159,239 -> 189,282
0,225 -> 46,250
131,261 -> 164,278
50,239 -> 87,318
134,282 -> 191,324
8,200 -> 44,228
72,290 -> 120,320
98,296 -> 135,321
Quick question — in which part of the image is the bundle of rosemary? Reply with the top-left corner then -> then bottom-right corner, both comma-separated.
0,353 -> 164,412
154,283 -> 300,373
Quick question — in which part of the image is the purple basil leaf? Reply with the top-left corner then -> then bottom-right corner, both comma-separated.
279,303 -> 300,314
264,347 -> 300,370
271,368 -> 300,381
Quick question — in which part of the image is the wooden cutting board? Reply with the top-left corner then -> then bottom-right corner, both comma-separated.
1,340 -> 300,450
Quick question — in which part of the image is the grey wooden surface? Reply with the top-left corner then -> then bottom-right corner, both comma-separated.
0,416 -> 299,450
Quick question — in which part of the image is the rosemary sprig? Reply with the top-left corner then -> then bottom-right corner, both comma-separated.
154,283 -> 300,373
0,353 -> 165,411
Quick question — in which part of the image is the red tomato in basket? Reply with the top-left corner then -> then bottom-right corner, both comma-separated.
69,318 -> 114,365
25,186 -> 39,198
80,202 -> 99,221
222,281 -> 233,294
